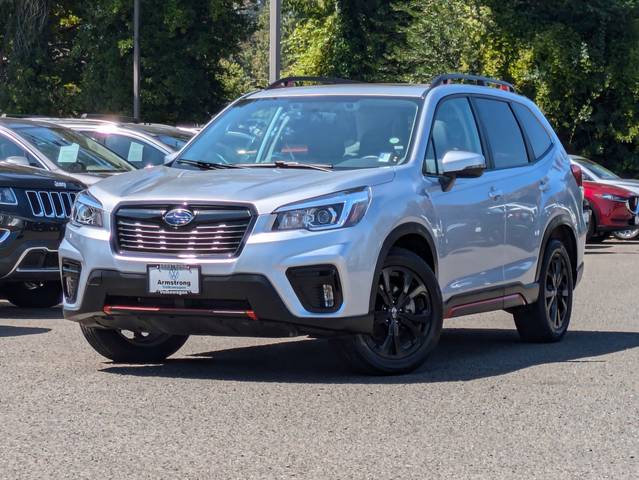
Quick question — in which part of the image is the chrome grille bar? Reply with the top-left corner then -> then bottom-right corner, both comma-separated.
115,205 -> 253,256
25,191 -> 77,219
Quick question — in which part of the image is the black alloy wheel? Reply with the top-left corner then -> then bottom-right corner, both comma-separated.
338,247 -> 443,375
544,251 -> 570,333
365,266 -> 433,359
513,239 -> 573,342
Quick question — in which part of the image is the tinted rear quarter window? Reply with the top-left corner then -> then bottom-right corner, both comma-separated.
512,103 -> 552,159
474,98 -> 528,169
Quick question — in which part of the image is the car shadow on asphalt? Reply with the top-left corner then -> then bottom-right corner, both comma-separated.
0,325 -> 51,337
0,304 -> 63,321
100,328 -> 639,384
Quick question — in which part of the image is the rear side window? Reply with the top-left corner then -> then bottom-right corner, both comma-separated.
102,134 -> 165,166
474,98 -> 528,169
512,103 -> 552,159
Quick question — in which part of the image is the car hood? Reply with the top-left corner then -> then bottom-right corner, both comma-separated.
605,178 -> 639,194
0,162 -> 84,190
90,166 -> 396,214
60,171 -> 120,187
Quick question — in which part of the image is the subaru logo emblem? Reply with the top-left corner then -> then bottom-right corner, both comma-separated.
163,208 -> 194,227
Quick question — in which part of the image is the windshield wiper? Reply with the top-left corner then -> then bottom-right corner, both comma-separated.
175,159 -> 243,170
238,161 -> 334,172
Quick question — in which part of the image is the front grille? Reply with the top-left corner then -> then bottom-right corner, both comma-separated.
115,205 -> 253,256
26,190 -> 77,218
628,196 -> 639,214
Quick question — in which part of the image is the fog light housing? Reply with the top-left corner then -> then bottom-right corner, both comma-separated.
322,284 -> 334,308
286,265 -> 342,313
61,259 -> 81,303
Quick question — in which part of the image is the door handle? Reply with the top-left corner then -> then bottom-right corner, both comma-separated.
488,187 -> 503,200
539,176 -> 550,191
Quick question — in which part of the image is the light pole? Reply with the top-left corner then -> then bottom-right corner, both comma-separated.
269,0 -> 281,83
133,0 -> 140,121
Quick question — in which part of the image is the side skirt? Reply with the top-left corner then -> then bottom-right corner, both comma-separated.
443,282 -> 539,319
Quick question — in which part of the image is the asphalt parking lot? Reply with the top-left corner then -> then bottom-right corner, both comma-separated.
1,242 -> 637,480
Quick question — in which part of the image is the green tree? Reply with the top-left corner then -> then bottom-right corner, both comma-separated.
0,0 -> 257,123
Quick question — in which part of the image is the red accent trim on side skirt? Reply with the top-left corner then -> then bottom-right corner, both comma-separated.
103,305 -> 258,320
445,293 -> 526,319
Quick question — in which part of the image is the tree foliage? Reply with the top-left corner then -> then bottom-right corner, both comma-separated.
2,0 -> 639,174
0,0 -> 256,123
279,0 -> 639,175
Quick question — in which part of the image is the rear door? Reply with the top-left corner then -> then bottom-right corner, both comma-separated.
472,97 -> 550,287
425,96 -> 507,299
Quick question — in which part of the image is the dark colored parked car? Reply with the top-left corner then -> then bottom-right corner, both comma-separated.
0,163 -> 83,307
582,178 -> 639,242
0,117 -> 134,186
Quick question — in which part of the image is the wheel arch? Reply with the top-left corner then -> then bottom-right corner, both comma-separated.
370,222 -> 438,311
536,215 -> 579,282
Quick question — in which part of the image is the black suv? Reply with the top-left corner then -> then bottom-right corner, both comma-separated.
0,163 -> 83,308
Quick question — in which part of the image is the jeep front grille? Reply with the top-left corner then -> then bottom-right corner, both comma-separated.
114,205 -> 253,256
26,191 -> 77,218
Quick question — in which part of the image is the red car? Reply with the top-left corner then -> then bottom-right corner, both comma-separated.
582,178 -> 639,242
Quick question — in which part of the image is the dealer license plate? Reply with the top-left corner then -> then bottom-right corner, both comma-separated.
148,264 -> 200,295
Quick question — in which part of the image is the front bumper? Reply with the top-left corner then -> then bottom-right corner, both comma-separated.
64,269 -> 372,336
0,214 -> 65,283
60,215 -> 379,336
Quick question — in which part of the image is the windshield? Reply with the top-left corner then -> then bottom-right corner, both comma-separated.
576,158 -> 619,180
15,125 -> 134,173
155,133 -> 192,151
176,96 -> 421,170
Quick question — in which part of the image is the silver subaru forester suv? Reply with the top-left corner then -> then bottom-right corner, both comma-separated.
61,75 -> 586,374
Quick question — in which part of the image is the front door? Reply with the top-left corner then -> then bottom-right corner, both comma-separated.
424,96 -> 506,300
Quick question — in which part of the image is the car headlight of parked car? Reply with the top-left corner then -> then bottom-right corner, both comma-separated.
71,191 -> 104,228
273,188 -> 371,232
0,187 -> 17,205
597,193 -> 628,203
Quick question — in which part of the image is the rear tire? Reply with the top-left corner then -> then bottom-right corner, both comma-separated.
338,247 -> 443,375
80,324 -> 188,363
513,239 -> 573,342
5,281 -> 62,308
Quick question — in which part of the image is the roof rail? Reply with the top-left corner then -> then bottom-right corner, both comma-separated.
430,74 -> 516,93
265,76 -> 360,90
80,113 -> 137,123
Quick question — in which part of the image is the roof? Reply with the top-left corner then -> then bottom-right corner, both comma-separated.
25,118 -> 193,139
0,117 -> 69,130
249,83 -> 431,99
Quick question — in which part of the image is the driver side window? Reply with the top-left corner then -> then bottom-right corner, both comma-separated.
423,97 -> 483,175
0,134 -> 26,161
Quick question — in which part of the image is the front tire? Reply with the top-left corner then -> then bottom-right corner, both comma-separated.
5,281 -> 62,308
338,247 -> 443,375
513,239 -> 573,342
612,228 -> 639,241
80,325 -> 188,363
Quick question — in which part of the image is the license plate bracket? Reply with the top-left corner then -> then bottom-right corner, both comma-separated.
147,264 -> 201,295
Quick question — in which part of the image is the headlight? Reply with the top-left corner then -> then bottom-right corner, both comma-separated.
71,191 -> 104,227
0,187 -> 17,205
273,188 -> 371,231
597,193 -> 628,203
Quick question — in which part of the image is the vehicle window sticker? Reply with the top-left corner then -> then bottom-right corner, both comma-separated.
128,142 -> 145,163
57,143 -> 80,163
